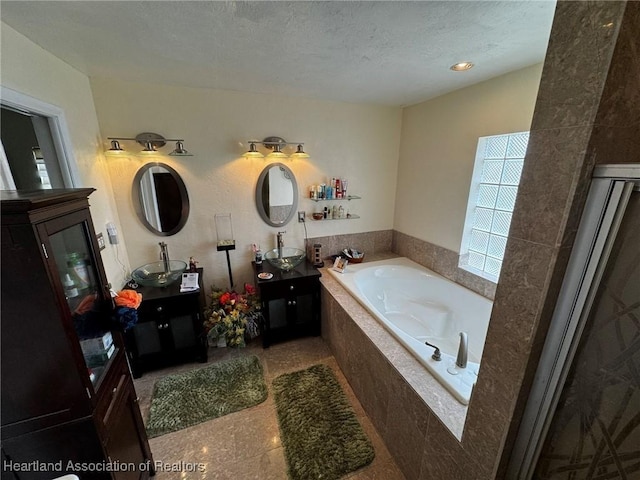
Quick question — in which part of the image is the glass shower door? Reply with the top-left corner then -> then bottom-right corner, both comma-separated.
534,189 -> 640,478
508,165 -> 640,479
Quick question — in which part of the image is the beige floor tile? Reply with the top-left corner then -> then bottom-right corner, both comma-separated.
135,336 -> 404,479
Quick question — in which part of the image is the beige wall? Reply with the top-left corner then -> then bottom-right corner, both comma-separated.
1,24 -> 130,287
394,64 -> 543,252
90,77 -> 401,289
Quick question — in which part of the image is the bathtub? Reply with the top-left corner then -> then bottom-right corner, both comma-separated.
327,257 -> 493,404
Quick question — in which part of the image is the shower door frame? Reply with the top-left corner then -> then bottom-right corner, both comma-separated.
507,163 -> 640,479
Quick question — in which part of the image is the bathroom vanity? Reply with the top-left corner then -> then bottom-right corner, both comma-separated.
123,268 -> 207,377
1,189 -> 153,479
252,260 -> 321,347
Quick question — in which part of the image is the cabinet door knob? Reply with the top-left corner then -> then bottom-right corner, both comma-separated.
112,387 -> 118,395
156,306 -> 163,312
292,300 -> 297,306
287,301 -> 292,306
289,285 -> 294,291
165,323 -> 169,329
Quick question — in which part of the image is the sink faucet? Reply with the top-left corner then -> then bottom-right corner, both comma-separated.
456,332 -> 468,369
277,231 -> 286,259
159,242 -> 170,273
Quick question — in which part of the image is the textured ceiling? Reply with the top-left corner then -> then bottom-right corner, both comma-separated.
1,1 -> 556,107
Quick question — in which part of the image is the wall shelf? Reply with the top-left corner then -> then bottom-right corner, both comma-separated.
310,214 -> 360,221
310,195 -> 361,202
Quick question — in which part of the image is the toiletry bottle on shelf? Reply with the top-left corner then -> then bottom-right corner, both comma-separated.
342,179 -> 348,198
338,205 -> 345,219
63,273 -> 79,298
332,205 -> 338,219
336,178 -> 342,198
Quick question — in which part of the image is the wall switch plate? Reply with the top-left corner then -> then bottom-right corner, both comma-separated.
298,211 -> 305,223
96,232 -> 106,250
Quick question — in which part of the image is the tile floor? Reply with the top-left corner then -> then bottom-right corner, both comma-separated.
133,336 -> 405,480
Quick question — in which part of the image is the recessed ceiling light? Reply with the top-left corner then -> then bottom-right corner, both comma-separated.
450,62 -> 474,71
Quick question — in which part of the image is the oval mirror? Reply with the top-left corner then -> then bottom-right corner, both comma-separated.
132,162 -> 189,236
255,162 -> 298,227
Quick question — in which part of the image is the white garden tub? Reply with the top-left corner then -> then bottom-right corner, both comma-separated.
328,257 -> 493,404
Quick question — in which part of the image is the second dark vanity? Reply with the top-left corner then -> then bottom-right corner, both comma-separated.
253,260 -> 321,348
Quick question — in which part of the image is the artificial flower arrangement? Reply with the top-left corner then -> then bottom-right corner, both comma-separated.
203,283 -> 261,348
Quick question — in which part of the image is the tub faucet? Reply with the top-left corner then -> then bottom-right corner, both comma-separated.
456,332 -> 468,369
425,341 -> 442,361
277,231 -> 286,259
159,242 -> 170,273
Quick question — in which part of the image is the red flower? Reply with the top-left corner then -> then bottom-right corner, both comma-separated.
244,283 -> 256,295
219,292 -> 232,305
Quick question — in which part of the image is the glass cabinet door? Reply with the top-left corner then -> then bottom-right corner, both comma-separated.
48,222 -> 115,388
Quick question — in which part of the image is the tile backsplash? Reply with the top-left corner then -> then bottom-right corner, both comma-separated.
307,229 -> 495,300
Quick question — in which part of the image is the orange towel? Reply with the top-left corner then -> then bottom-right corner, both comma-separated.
115,289 -> 142,309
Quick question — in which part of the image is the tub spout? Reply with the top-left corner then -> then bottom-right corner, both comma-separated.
456,332 -> 468,369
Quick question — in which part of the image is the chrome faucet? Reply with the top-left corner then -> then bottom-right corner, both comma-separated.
456,332 -> 468,369
159,242 -> 170,273
277,231 -> 286,259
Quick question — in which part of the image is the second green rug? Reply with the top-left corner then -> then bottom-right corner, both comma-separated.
146,355 -> 267,438
272,364 -> 375,480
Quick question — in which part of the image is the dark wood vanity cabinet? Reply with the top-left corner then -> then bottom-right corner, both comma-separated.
1,189 -> 153,480
253,260 -> 321,348
124,268 -> 207,378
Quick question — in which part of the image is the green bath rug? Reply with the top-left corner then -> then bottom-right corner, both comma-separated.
146,355 -> 267,438
272,364 -> 375,480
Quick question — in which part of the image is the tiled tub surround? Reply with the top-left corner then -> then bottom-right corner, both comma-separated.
321,269 -> 468,439
326,257 -> 493,405
308,229 -> 394,262
321,272 -> 485,479
307,229 -> 495,301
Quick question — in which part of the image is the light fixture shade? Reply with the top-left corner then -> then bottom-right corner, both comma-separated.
169,141 -> 193,156
290,144 -> 310,159
138,141 -> 158,155
244,142 -> 265,158
105,139 -> 127,156
266,143 -> 287,159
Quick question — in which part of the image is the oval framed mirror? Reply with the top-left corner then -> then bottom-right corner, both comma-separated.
132,162 -> 189,236
255,162 -> 298,227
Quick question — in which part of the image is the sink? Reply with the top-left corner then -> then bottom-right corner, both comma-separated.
131,260 -> 187,287
264,247 -> 306,271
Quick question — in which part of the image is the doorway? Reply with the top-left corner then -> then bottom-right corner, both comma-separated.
1,106 -> 66,190
0,86 -> 80,190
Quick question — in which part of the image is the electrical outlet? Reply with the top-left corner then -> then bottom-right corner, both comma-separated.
298,211 -> 306,223
96,232 -> 106,250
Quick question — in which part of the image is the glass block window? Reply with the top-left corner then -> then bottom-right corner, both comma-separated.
459,132 -> 529,282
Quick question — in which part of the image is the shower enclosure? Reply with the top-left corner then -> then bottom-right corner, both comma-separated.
508,164 -> 640,479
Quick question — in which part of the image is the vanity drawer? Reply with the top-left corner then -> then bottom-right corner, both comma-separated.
259,276 -> 318,299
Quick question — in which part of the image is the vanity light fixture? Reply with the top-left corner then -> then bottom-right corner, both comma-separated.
106,132 -> 193,157
450,61 -> 474,71
243,136 -> 308,160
